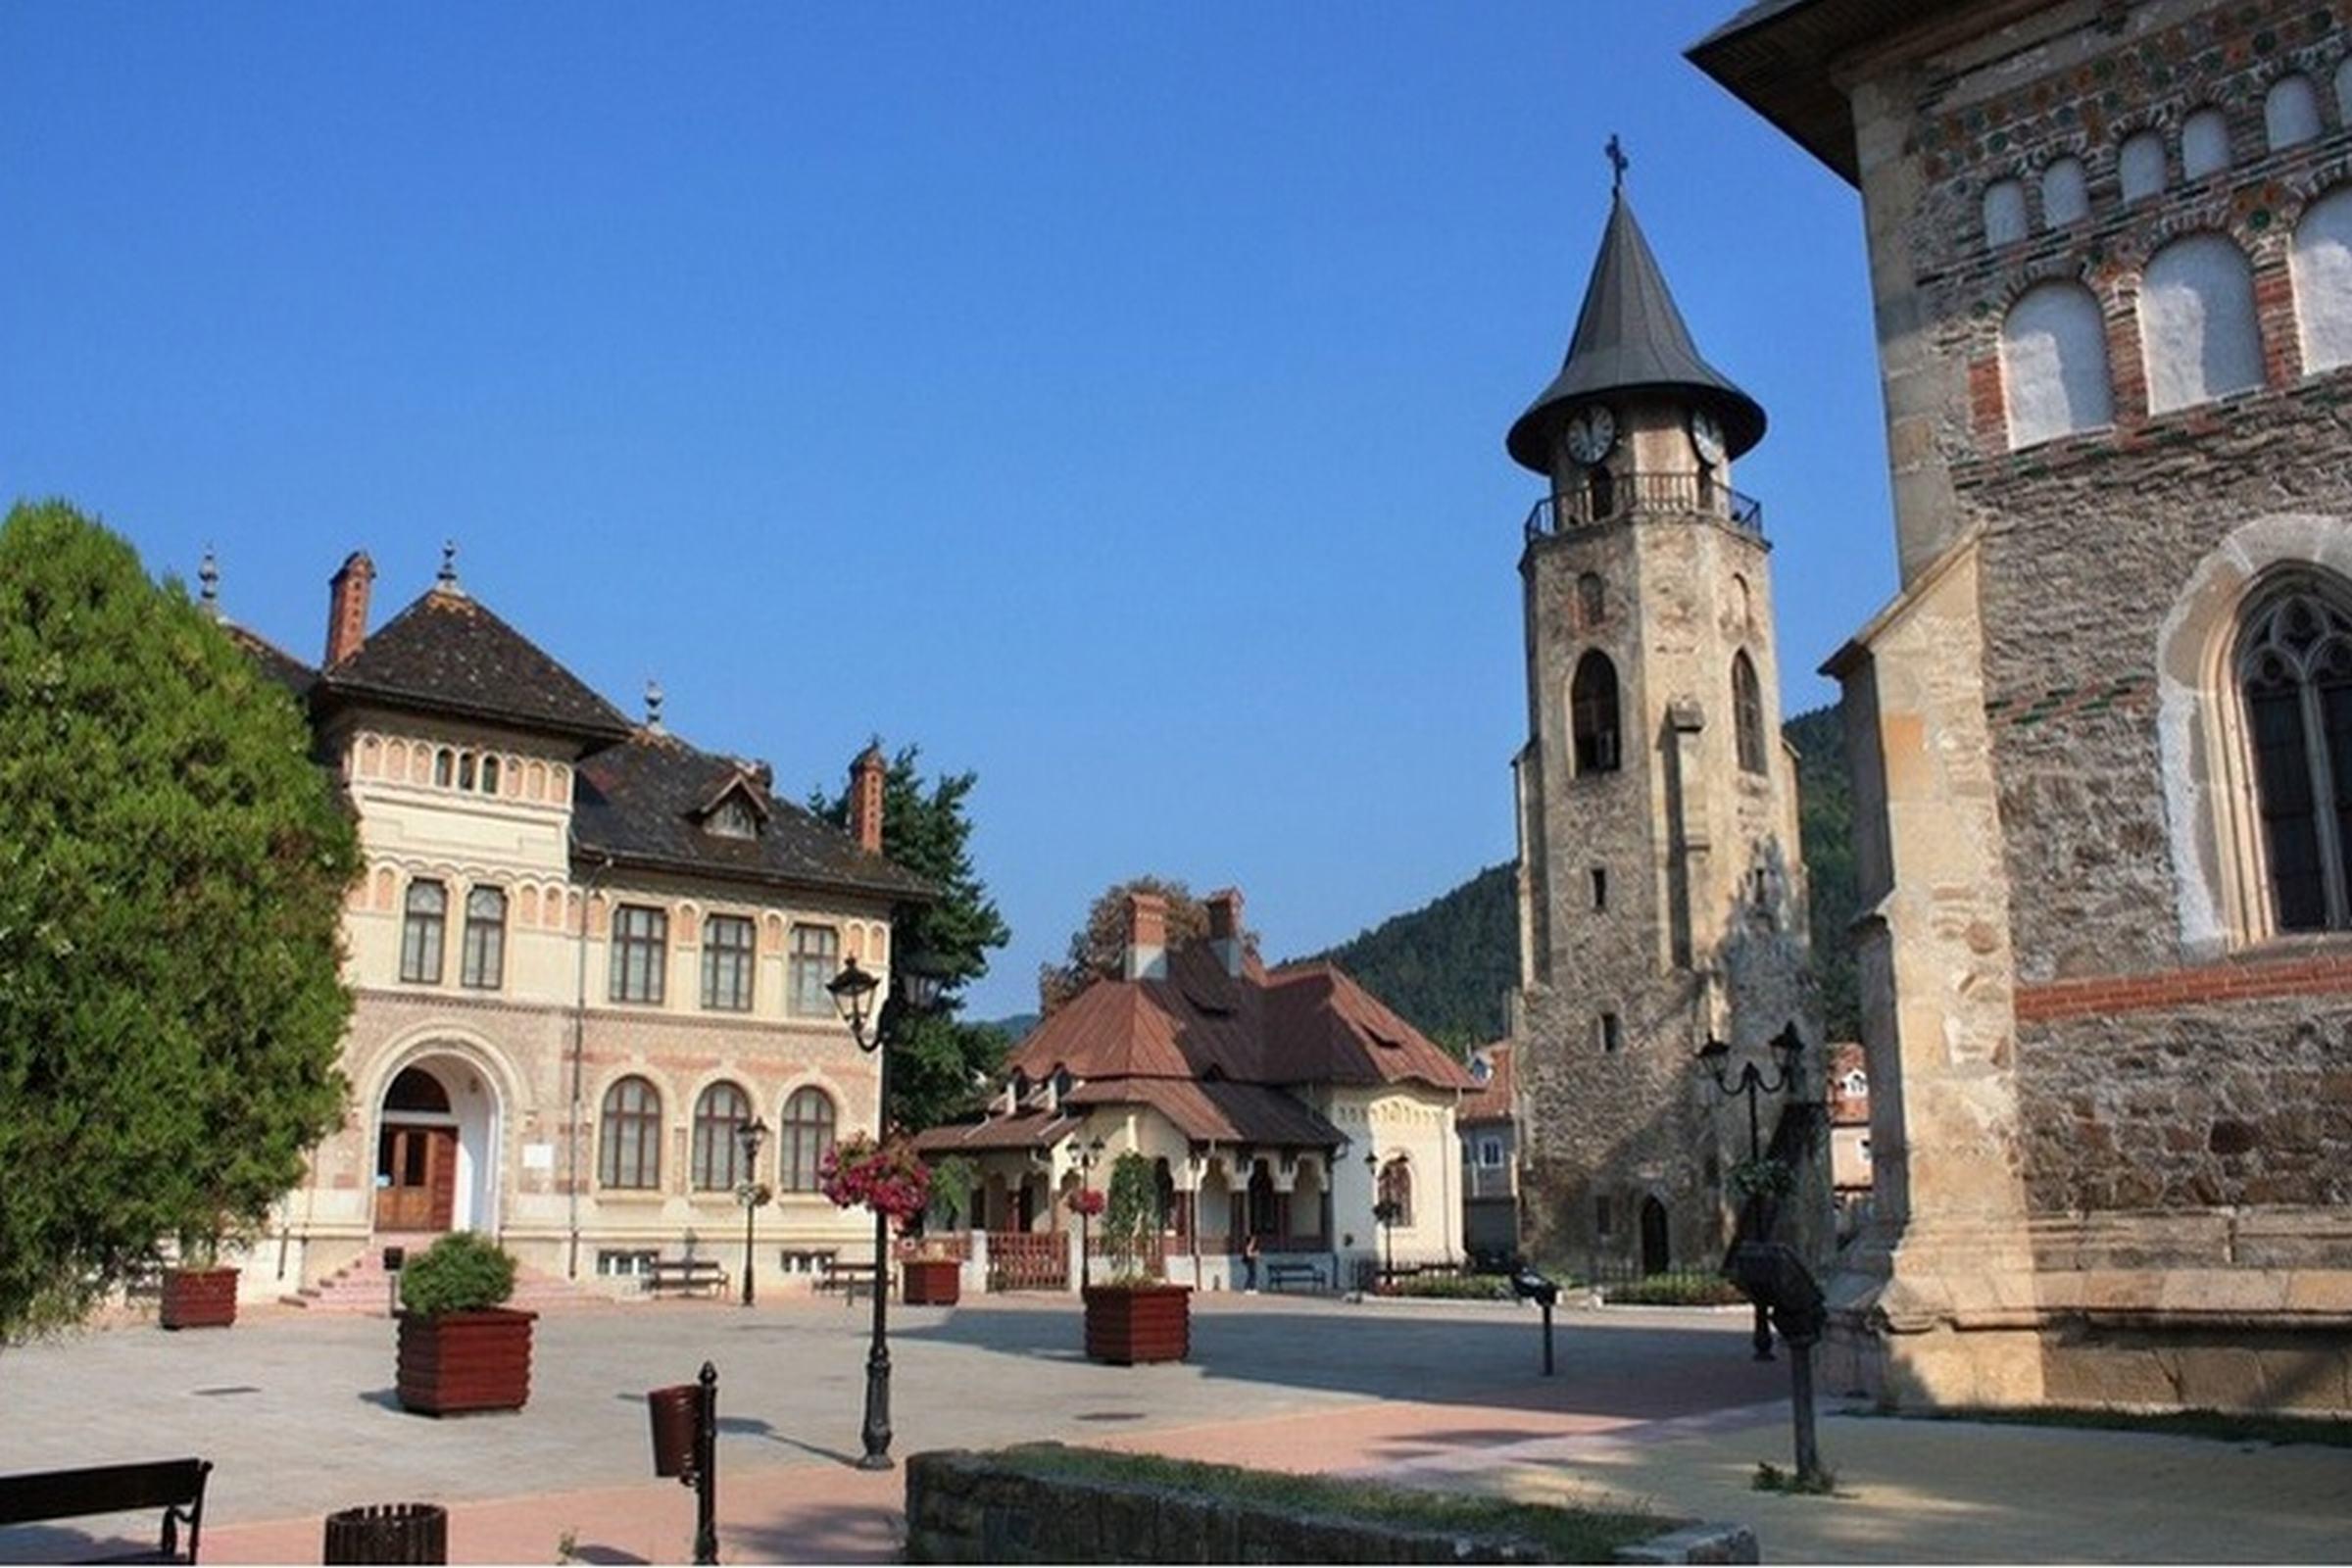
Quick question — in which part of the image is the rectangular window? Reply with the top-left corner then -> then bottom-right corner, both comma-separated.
1590,867 -> 1608,911
595,1249 -> 658,1278
1599,1012 -> 1622,1054
701,914 -> 756,1011
400,880 -> 446,984
789,924 -> 841,1017
1480,1138 -> 1504,1168
461,886 -> 507,990
609,904 -> 669,1004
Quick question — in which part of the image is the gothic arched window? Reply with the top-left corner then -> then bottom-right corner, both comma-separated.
2141,233 -> 2264,414
692,1081 -> 754,1191
1570,651 -> 1622,775
599,1076 -> 662,1190
1733,651 -> 1767,774
2237,585 -> 2352,932
2002,281 -> 2114,447
2291,186 -> 2352,375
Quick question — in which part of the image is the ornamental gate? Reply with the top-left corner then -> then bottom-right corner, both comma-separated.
985,1231 -> 1067,1292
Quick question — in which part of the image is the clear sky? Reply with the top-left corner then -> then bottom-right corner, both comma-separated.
0,3 -> 1892,1022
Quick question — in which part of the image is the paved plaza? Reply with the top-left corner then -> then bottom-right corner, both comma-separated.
1,1295 -> 2345,1563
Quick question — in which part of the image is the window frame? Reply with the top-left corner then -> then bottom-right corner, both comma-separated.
401,879 -> 447,985
701,913 -> 757,1012
788,924 -> 841,1017
2234,583 -> 2352,933
1732,650 -> 1768,775
461,885 -> 507,990
609,903 -> 669,1004
692,1080 -> 755,1191
1569,651 -> 1622,776
599,1075 -> 663,1191
778,1086 -> 837,1193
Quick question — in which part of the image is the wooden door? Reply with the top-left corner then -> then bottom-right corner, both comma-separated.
377,1124 -> 458,1232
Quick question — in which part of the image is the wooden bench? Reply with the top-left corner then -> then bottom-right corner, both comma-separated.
0,1458 -> 212,1563
645,1257 -> 728,1299
818,1259 -> 882,1302
1265,1260 -> 1327,1294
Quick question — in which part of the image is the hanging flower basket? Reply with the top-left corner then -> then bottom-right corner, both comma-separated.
818,1133 -> 931,1227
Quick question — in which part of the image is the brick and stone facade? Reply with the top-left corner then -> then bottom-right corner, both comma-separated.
1694,0 -> 2352,1411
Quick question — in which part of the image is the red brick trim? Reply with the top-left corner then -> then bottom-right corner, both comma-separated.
2017,948 -> 2352,1020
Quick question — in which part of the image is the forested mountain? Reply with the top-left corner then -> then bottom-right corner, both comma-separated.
1300,706 -> 1861,1050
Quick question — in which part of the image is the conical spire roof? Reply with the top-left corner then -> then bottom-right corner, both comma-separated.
1506,189 -> 1766,474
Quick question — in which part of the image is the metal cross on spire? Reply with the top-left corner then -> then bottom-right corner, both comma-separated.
1605,133 -> 1629,193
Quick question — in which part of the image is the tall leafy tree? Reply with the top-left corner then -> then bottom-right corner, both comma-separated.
811,744 -> 1010,1132
0,501 -> 359,1335
1036,874 -> 1260,1015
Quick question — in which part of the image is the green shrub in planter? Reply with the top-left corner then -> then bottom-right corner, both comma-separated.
399,1232 -> 517,1317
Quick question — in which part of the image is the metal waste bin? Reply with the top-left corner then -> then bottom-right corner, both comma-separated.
323,1502 -> 449,1564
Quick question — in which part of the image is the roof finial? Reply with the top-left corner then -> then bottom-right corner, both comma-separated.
437,539 -> 459,590
645,677 -> 664,734
1605,132 -> 1629,195
197,547 -> 220,617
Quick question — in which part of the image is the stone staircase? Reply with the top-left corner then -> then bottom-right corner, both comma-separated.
282,1245 -> 624,1315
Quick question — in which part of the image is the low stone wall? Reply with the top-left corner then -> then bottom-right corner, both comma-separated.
904,1448 -> 1758,1565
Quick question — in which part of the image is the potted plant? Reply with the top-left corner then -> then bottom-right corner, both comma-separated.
159,1221 -> 240,1331
394,1232 -> 535,1416
1081,1152 -> 1190,1365
820,1131 -> 933,1298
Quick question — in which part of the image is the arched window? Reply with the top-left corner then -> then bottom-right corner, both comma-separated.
2120,130 -> 2168,202
480,755 -> 501,795
2002,281 -> 2115,447
400,880 -> 446,984
1733,651 -> 1767,774
433,748 -> 454,787
1982,178 -> 2029,246
599,1076 -> 662,1190
2266,74 -> 2322,152
2236,585 -> 2352,932
384,1065 -> 450,1113
2040,157 -> 2089,226
1376,1156 -> 1413,1229
1570,651 -> 1621,775
692,1081 -> 754,1191
2338,58 -> 2352,125
457,753 -> 476,792
2291,186 -> 2352,375
778,1087 -> 836,1192
2181,107 -> 2232,180
460,885 -> 506,990
1576,571 -> 1605,630
2141,233 -> 2265,414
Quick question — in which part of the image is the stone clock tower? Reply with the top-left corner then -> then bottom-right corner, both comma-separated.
1506,171 -> 1819,1278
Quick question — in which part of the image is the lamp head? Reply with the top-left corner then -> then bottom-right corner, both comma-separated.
899,948 -> 951,1013
1697,1037 -> 1733,1068
827,956 -> 882,1044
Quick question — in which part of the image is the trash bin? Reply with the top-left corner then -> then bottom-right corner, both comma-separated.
323,1502 -> 449,1564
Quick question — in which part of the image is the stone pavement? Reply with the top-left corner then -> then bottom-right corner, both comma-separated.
3,1294 -> 2345,1563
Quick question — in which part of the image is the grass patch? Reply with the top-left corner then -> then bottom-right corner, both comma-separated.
1751,1461 -> 1837,1495
1600,1271 -> 1747,1307
990,1444 -> 1657,1562
1379,1272 -> 1514,1301
1849,1402 -> 2352,1448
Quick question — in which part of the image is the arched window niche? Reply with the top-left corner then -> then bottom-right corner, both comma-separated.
2120,130 -> 2169,203
2140,232 -> 2266,414
2181,107 -> 2233,180
2266,74 -> 2322,152
1732,651 -> 1768,775
2233,583 -> 2352,932
2291,186 -> 2352,375
1569,651 -> 1622,776
2002,280 -> 2115,446
2040,157 -> 2090,227
1982,178 -> 2029,246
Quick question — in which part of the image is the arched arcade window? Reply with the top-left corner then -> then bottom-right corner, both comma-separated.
2120,130 -> 2168,202
2267,74 -> 2323,152
2141,233 -> 2265,414
1733,651 -> 1767,774
1570,651 -> 1621,775
2181,107 -> 2233,180
2291,186 -> 2352,375
2002,280 -> 2115,446
692,1081 -> 754,1191
2236,584 -> 2352,932
2040,157 -> 2090,226
599,1076 -> 662,1190
1982,178 -> 2028,245
779,1087 -> 836,1193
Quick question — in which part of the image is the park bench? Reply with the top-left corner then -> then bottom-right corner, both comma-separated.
1264,1260 -> 1327,1293
645,1257 -> 729,1299
0,1457 -> 212,1564
818,1258 -> 882,1302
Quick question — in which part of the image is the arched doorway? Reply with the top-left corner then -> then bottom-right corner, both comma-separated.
1639,1196 -> 1671,1276
374,1053 -> 500,1236
1246,1160 -> 1278,1240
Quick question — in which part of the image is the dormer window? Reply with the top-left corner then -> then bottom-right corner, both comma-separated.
709,796 -> 758,840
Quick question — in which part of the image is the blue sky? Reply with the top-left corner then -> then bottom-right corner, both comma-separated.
0,3 -> 1891,1021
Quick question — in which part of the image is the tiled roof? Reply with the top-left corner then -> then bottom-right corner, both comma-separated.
1459,1043 -> 1515,1125
1261,962 -> 1478,1093
315,587 -> 633,744
1066,1078 -> 1345,1149
912,1108 -> 1082,1154
574,731 -> 932,902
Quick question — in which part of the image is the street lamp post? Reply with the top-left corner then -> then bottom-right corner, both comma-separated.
735,1116 -> 769,1308
1364,1149 -> 1397,1287
1070,1137 -> 1104,1286
1697,1027 -> 1803,1361
827,950 -> 947,1473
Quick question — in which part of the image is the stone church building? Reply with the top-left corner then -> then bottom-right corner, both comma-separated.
1504,176 -> 1821,1281
1693,0 -> 2352,1411
212,549 -> 926,1302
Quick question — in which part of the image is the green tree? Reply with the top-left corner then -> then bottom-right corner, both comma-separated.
1305,863 -> 1517,1054
1036,875 -> 1259,1014
0,500 -> 359,1335
811,744 -> 1010,1132
1785,705 -> 1860,1043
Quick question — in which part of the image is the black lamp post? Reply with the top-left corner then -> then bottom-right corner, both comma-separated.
1697,1026 -> 1803,1361
1364,1149 -> 1397,1285
1071,1136 -> 1104,1285
827,949 -> 948,1473
734,1116 -> 769,1308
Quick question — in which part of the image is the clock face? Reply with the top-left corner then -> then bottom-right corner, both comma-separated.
1564,406 -> 1617,466
1690,409 -> 1727,466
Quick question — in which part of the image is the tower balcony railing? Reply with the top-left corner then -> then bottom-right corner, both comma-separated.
1523,470 -> 1765,543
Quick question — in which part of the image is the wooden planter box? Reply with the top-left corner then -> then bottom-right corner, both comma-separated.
396,1308 -> 536,1416
903,1257 -> 961,1306
160,1266 -> 239,1331
1082,1283 -> 1191,1365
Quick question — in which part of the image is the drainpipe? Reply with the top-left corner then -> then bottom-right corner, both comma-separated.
567,853 -> 613,1278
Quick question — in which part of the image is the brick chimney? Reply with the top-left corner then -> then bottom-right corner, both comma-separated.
1204,887 -> 1245,977
849,744 -> 887,854
1123,891 -> 1168,981
324,551 -> 374,666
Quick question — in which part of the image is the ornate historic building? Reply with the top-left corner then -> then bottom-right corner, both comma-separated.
216,549 -> 925,1301
1694,0 -> 2352,1410
1504,175 -> 1820,1279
